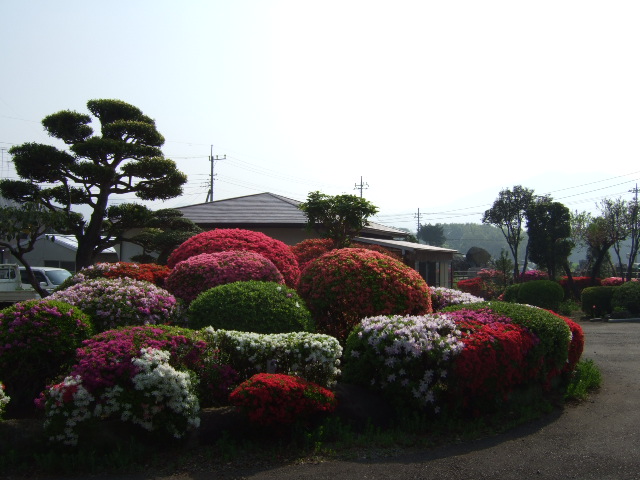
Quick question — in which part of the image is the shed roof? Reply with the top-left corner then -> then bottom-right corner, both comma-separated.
355,237 -> 458,254
176,192 -> 409,238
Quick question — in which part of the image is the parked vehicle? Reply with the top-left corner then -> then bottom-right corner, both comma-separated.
19,267 -> 72,293
0,264 -> 41,305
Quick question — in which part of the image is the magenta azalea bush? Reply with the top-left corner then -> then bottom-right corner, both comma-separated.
298,248 -> 432,342
166,251 -> 284,303
65,325 -> 237,408
0,300 -> 93,416
49,278 -> 182,332
166,229 -> 301,288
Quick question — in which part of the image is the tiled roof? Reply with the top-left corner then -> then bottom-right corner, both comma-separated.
176,192 -> 409,238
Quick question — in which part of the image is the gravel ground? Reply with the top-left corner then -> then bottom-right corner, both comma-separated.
10,318 -> 640,480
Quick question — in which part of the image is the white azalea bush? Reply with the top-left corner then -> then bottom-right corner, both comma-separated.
41,348 -> 200,446
202,328 -> 342,388
341,314 -> 465,413
0,381 -> 10,419
430,287 -> 484,311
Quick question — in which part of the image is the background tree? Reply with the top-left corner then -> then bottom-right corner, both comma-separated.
0,99 -> 187,269
482,185 -> 535,281
598,198 -> 631,278
526,198 -> 573,280
128,209 -> 203,264
0,203 -> 78,296
625,192 -> 640,281
417,223 -> 446,246
571,210 -> 621,284
298,191 -> 379,248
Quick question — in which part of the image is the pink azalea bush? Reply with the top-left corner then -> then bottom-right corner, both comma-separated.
165,251 -> 284,303
166,229 -> 301,288
298,248 -> 432,342
49,278 -> 182,333
519,269 -> 549,282
0,300 -> 93,416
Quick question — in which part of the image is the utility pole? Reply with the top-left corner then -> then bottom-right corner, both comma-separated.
354,176 -> 369,198
414,208 -> 422,237
205,145 -> 226,203
627,183 -> 640,280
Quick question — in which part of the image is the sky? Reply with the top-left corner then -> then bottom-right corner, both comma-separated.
1,1 -> 640,232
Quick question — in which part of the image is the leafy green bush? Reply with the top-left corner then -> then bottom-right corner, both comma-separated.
581,286 -> 616,318
611,281 -> 640,316
503,284 -> 521,303
564,359 -> 602,401
188,281 -> 314,333
0,300 -> 93,416
516,280 -> 564,311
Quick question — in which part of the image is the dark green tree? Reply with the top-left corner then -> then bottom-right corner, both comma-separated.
128,209 -> 203,264
417,223 -> 446,246
298,191 -> 379,248
482,185 -> 535,281
0,203 -> 78,296
526,199 -> 573,280
0,99 -> 187,269
571,210 -> 621,284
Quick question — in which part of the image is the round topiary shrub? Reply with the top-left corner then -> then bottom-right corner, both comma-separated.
611,281 -> 640,316
0,299 -> 93,416
187,280 -> 314,334
581,286 -> 616,318
291,238 -> 335,271
166,229 -> 301,288
503,283 -> 521,303
516,279 -> 564,311
49,278 -> 182,333
165,251 -> 284,303
297,248 -> 432,342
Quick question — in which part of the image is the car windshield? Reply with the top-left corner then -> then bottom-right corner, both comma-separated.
45,270 -> 72,285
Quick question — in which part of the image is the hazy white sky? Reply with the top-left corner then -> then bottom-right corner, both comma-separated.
2,1 -> 639,231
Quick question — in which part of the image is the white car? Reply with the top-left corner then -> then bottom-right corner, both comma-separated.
19,267 -> 72,292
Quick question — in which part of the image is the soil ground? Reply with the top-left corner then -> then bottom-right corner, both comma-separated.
6,317 -> 640,480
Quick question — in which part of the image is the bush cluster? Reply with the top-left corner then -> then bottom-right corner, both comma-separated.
298,248 -> 432,342
165,251 -> 284,303
611,281 -> 640,316
581,286 -> 616,318
188,281 -> 314,334
513,280 -> 565,311
166,229 -> 301,288
60,262 -> 171,289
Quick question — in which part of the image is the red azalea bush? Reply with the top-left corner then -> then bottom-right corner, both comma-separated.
165,251 -> 284,303
291,239 -> 335,271
229,373 -> 336,427
66,325 -> 237,408
292,238 -> 403,272
546,311 -> 584,372
456,277 -> 484,298
559,276 -> 600,300
0,300 -> 93,416
167,229 -> 300,288
298,248 -> 432,342
64,262 -> 171,287
601,277 -> 630,287
446,309 -> 539,411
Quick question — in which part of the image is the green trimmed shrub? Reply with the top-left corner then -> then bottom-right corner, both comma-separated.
0,299 -> 93,416
503,284 -> 521,303
516,280 -> 564,311
581,286 -> 616,317
611,281 -> 640,316
188,281 -> 314,333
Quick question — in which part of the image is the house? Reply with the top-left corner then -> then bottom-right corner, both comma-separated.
171,192 -> 458,287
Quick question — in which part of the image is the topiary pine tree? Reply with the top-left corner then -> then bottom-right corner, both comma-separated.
0,99 -> 187,269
